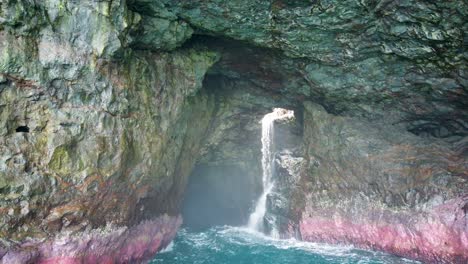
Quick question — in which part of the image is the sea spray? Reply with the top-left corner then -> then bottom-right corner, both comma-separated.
152,226 -> 420,264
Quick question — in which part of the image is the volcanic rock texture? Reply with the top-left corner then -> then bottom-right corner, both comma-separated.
0,0 -> 466,263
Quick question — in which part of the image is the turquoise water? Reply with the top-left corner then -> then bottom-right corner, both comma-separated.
151,226 -> 419,264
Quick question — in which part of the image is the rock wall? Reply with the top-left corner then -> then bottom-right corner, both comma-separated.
0,1 -> 219,261
294,102 -> 467,263
2,215 -> 181,264
1,0 -> 467,263
264,102 -> 466,263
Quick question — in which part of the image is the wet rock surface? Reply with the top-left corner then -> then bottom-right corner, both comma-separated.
264,116 -> 305,237
164,0 -> 468,136
1,1 -> 219,261
294,102 -> 467,263
1,0 -> 467,263
1,214 -> 181,263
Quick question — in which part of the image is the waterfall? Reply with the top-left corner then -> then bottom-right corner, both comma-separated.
247,108 -> 294,236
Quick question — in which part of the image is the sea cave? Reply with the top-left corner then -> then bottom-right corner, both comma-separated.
0,1 -> 467,263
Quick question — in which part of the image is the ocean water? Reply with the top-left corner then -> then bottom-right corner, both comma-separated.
151,226 -> 420,264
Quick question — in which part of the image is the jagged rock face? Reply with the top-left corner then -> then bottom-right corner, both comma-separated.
0,43 -> 218,233
261,101 -> 467,263
2,215 -> 182,263
265,118 -> 304,237
162,0 -> 467,138
296,102 -> 467,263
0,1 -> 219,261
0,0 -> 467,263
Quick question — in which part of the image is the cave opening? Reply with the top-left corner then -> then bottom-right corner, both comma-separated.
181,105 -> 299,233
177,39 -> 306,232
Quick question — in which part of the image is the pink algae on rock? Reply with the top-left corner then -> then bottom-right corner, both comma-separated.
1,214 -> 182,264
299,198 -> 468,263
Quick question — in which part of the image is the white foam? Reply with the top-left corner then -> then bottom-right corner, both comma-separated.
214,226 -> 417,261
157,227 -> 421,263
159,241 -> 174,253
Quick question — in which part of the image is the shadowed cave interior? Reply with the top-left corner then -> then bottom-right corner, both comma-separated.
182,110 -> 302,231
181,69 -> 303,231
182,164 -> 259,230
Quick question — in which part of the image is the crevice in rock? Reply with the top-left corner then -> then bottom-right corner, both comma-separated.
406,117 -> 468,142
15,126 -> 29,133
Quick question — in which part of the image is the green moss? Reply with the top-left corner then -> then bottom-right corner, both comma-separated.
48,145 -> 71,175
77,158 -> 85,172
34,134 -> 48,151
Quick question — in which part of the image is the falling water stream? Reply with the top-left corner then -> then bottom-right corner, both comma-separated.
247,108 -> 294,236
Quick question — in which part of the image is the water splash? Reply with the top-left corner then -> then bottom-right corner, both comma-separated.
247,108 -> 294,236
152,226 -> 421,264
159,241 -> 174,253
